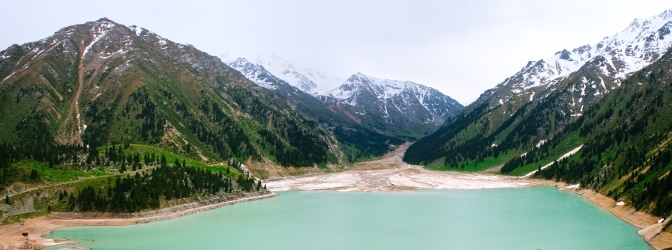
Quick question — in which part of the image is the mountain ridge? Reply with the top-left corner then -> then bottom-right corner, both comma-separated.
224,56 -> 464,140
405,9 -> 672,167
0,18 -> 343,172
476,9 -> 672,115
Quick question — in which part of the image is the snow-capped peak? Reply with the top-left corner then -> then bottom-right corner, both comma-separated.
486,9 -> 672,109
331,72 -> 421,100
330,72 -> 460,111
326,72 -> 462,121
227,57 -> 282,90
221,54 -> 463,128
221,53 -> 343,96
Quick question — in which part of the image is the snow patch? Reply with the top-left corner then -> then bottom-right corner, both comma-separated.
131,25 -> 143,36
522,145 -> 583,178
1,71 -> 17,83
83,22 -> 115,57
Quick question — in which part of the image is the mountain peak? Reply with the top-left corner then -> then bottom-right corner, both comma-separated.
659,9 -> 672,19
222,53 -> 343,95
627,18 -> 642,30
354,72 -> 367,77
346,72 -> 375,84
95,17 -> 115,23
227,57 -> 284,90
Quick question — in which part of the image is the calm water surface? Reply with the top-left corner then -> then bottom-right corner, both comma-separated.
46,187 -> 651,250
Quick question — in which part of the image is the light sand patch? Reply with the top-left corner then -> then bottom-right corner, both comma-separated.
267,172 -> 362,191
267,165 -> 534,192
267,144 -> 533,192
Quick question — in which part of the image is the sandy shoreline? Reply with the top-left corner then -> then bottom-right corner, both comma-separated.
0,192 -> 276,249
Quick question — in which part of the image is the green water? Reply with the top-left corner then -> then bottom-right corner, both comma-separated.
45,187 -> 651,250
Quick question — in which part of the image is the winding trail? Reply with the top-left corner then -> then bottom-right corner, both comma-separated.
2,165 -> 159,201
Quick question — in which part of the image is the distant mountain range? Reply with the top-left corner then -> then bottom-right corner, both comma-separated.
224,55 -> 463,140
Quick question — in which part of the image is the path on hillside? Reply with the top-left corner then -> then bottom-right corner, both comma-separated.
2,165 -> 158,201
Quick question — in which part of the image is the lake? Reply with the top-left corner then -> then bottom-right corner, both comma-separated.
45,187 -> 651,249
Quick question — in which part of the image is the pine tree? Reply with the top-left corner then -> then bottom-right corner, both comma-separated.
120,160 -> 127,173
29,169 -> 39,180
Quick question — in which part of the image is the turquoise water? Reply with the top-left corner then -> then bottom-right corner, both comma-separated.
45,187 -> 651,250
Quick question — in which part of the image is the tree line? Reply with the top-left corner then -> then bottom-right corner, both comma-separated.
67,159 -> 264,213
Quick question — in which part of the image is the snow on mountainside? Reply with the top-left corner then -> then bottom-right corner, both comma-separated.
224,55 -> 463,138
221,53 -> 342,96
330,72 -> 462,119
227,58 -> 284,90
224,55 -> 462,121
480,9 -> 672,113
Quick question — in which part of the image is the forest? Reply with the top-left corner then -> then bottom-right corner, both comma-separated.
0,141 -> 263,213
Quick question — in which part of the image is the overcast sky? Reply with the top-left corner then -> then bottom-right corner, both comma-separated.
2,0 -> 672,104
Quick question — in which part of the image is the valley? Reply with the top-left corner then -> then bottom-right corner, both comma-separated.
2,7 -> 672,250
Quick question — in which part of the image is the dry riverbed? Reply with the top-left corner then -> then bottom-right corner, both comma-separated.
266,165 -> 536,192
267,143 -> 542,192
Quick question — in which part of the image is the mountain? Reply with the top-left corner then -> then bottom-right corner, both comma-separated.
222,53 -> 343,96
224,57 -> 408,161
225,57 -> 463,140
480,9 -> 672,115
511,42 -> 672,218
322,73 -> 463,138
0,18 -> 342,176
401,9 -> 672,218
404,9 -> 672,169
